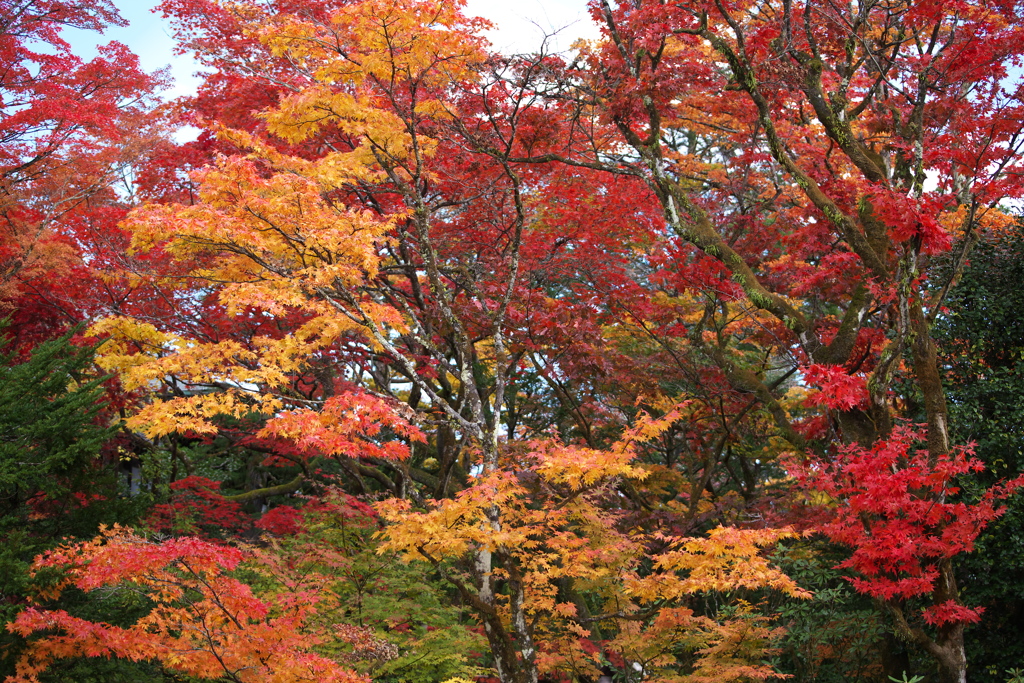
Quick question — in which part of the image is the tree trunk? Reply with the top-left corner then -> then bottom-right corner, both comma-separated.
473,543 -> 539,683
887,561 -> 968,683
929,561 -> 968,683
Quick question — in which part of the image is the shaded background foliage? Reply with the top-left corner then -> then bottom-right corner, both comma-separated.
934,224 -> 1024,683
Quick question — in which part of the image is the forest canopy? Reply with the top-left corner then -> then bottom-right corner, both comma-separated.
1,1 -> 1024,683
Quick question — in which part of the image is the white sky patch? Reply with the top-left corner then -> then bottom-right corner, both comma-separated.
464,0 -> 600,54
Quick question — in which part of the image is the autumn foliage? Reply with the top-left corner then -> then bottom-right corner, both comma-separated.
8,527 -> 364,683
0,0 -> 164,350
789,427 -> 1024,624
2,0 -> 1024,682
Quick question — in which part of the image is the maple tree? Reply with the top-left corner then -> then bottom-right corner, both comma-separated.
505,1 -> 1024,681
378,414 -> 810,683
93,0 -> 652,518
0,0 -> 166,347
7,526 -> 365,683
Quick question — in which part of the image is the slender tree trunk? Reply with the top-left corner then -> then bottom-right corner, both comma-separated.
473,544 -> 539,683
930,562 -> 967,683
887,561 -> 968,683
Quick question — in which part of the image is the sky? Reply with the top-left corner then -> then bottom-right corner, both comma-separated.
65,0 -> 601,103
